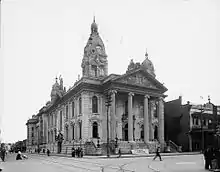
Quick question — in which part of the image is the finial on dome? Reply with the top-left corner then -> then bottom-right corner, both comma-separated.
55,76 -> 58,83
208,95 -> 211,103
145,48 -> 148,59
93,15 -> 95,23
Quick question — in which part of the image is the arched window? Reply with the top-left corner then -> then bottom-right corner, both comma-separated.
60,111 -> 62,131
79,97 -> 82,114
72,124 -> 75,140
92,96 -> 98,113
66,105 -> 68,120
92,122 -> 98,138
140,125 -> 144,140
72,102 -> 75,117
79,122 -> 82,139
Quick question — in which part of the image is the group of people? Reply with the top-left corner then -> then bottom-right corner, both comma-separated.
71,147 -> 83,158
204,147 -> 220,170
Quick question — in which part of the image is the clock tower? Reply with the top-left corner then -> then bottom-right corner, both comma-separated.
81,17 -> 108,78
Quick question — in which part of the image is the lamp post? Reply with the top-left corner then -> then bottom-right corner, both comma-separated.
133,115 -> 136,141
200,106 -> 205,151
105,90 -> 112,158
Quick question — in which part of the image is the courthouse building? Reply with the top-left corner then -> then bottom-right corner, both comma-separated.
26,19 -> 168,154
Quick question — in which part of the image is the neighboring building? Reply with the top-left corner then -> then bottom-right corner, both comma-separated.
165,96 -> 220,152
26,18 -> 168,154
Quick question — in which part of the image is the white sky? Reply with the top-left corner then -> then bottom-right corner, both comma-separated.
1,0 -> 220,143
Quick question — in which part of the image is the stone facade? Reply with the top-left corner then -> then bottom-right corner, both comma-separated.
26,18 -> 168,154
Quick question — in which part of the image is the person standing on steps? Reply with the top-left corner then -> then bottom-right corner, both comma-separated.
153,146 -> 162,161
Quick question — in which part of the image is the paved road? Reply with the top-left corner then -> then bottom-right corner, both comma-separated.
0,153 -> 207,172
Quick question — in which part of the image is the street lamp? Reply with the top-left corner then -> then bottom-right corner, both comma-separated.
200,105 -> 205,151
105,90 -> 112,158
133,115 -> 136,141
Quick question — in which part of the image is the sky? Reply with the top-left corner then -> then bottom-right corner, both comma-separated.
1,0 -> 220,143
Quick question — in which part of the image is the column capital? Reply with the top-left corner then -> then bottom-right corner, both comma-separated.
111,90 -> 117,95
144,95 -> 150,99
159,97 -> 164,101
128,92 -> 134,97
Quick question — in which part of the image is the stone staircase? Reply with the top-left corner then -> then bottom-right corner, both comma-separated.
166,140 -> 182,153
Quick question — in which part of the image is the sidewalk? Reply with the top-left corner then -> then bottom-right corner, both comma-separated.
29,151 -> 201,159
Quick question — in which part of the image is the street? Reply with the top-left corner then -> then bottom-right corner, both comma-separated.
0,153 -> 207,172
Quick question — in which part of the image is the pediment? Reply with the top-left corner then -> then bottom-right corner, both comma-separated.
113,69 -> 167,91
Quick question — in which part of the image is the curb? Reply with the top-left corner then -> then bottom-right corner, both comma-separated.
28,152 -> 201,159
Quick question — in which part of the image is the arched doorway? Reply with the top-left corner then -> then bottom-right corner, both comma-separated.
122,123 -> 128,141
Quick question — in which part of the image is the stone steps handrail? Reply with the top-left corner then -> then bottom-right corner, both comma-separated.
169,140 -> 179,150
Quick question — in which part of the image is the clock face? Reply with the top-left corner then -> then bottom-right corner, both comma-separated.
96,46 -> 102,53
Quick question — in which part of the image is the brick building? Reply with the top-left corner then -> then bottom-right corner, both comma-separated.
165,96 -> 220,152
26,19 -> 168,155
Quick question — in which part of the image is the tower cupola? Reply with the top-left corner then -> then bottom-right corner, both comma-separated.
81,18 -> 108,78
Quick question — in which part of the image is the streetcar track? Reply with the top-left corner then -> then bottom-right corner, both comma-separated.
32,155 -> 124,171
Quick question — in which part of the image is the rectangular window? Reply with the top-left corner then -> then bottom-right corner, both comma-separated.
32,132 -> 34,137
32,127 -> 34,131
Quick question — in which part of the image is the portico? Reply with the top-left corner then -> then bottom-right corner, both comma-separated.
108,89 -> 165,144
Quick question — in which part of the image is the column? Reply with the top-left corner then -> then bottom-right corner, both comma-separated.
149,101 -> 153,141
158,97 -> 165,143
111,90 -> 117,139
128,92 -> 134,141
144,95 -> 150,143
189,134 -> 192,152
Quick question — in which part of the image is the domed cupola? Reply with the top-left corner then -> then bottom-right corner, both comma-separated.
50,76 -> 65,104
91,17 -> 98,34
141,50 -> 156,77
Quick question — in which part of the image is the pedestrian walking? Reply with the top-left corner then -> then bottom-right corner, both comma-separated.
153,146 -> 162,161
16,151 -> 22,160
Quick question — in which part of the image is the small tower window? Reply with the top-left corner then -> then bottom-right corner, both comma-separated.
92,65 -> 98,77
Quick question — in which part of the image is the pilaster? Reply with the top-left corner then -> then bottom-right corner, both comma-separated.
158,97 -> 165,143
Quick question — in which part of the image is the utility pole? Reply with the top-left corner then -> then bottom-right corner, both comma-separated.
105,90 -> 112,158
201,106 -> 204,151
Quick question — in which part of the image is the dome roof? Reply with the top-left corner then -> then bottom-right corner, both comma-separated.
141,51 -> 155,77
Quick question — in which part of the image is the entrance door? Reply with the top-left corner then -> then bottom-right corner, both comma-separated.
122,123 -> 128,141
